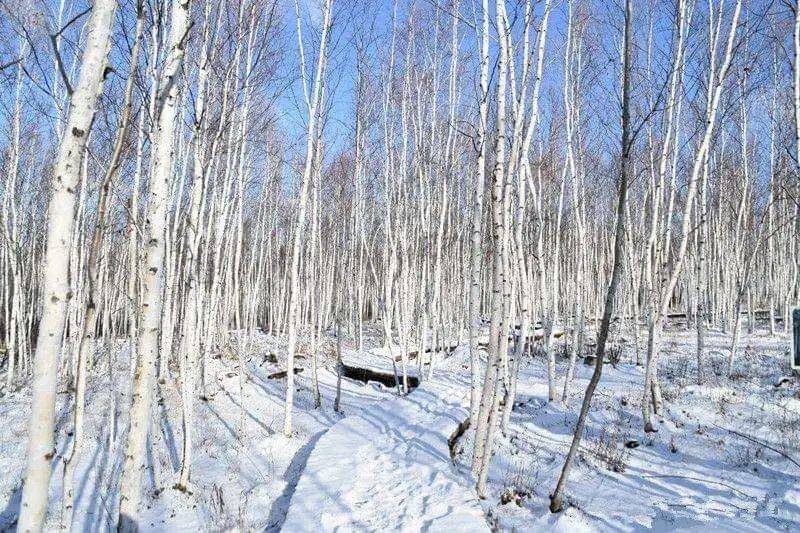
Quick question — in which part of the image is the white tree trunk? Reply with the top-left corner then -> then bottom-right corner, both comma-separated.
118,0 -> 191,528
61,4 -> 144,527
17,2 -> 117,530
473,0 -> 509,492
284,0 -> 332,437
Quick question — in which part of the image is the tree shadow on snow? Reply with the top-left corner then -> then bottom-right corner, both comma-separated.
0,484 -> 21,530
264,430 -> 326,532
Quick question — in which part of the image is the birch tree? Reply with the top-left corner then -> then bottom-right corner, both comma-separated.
17,2 -> 118,529
60,3 -> 144,527
473,0 -> 510,496
550,0 -> 633,512
468,0 -> 489,426
118,0 -> 192,528
284,0 -> 333,437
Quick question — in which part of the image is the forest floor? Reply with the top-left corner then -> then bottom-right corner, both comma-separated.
0,329 -> 402,531
463,326 -> 800,531
0,324 -> 799,531
282,344 -> 486,532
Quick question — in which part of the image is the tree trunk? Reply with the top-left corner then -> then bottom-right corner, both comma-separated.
61,4 -> 143,527
17,2 -> 117,530
118,0 -> 191,528
284,0 -> 332,437
549,0 -> 633,513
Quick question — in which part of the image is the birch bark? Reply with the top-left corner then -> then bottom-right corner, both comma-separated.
118,0 -> 192,528
17,2 -> 117,529
284,0 -> 333,436
61,4 -> 144,527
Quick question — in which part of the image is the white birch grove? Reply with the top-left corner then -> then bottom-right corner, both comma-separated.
0,0 -> 798,527
642,0 -> 743,433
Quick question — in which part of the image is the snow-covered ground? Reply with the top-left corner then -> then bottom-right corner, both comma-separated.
0,331 -> 400,531
1,323 -> 798,531
463,326 -> 800,531
283,346 -> 486,532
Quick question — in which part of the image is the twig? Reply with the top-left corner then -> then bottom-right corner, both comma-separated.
47,4 -> 93,96
640,474 -> 756,499
0,57 -> 21,72
52,5 -> 93,39
50,35 -> 73,96
712,423 -> 800,471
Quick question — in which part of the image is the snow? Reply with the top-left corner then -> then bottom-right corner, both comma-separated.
1,324 -> 799,531
0,332 -> 398,531
282,346 -> 488,532
463,327 -> 800,531
341,344 -> 420,379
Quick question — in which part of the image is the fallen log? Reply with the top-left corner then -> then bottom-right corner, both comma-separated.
267,367 -> 305,380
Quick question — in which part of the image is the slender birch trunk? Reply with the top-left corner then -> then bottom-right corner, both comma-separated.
473,0 -> 509,491
118,0 -> 191,528
795,0 -> 800,181
17,2 -> 117,530
284,0 -> 332,437
550,0 -> 632,512
467,0 -> 491,426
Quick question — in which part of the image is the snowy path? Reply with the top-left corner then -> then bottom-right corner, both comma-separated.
281,355 -> 489,532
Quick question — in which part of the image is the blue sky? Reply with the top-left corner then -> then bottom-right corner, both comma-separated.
0,0 -> 791,196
